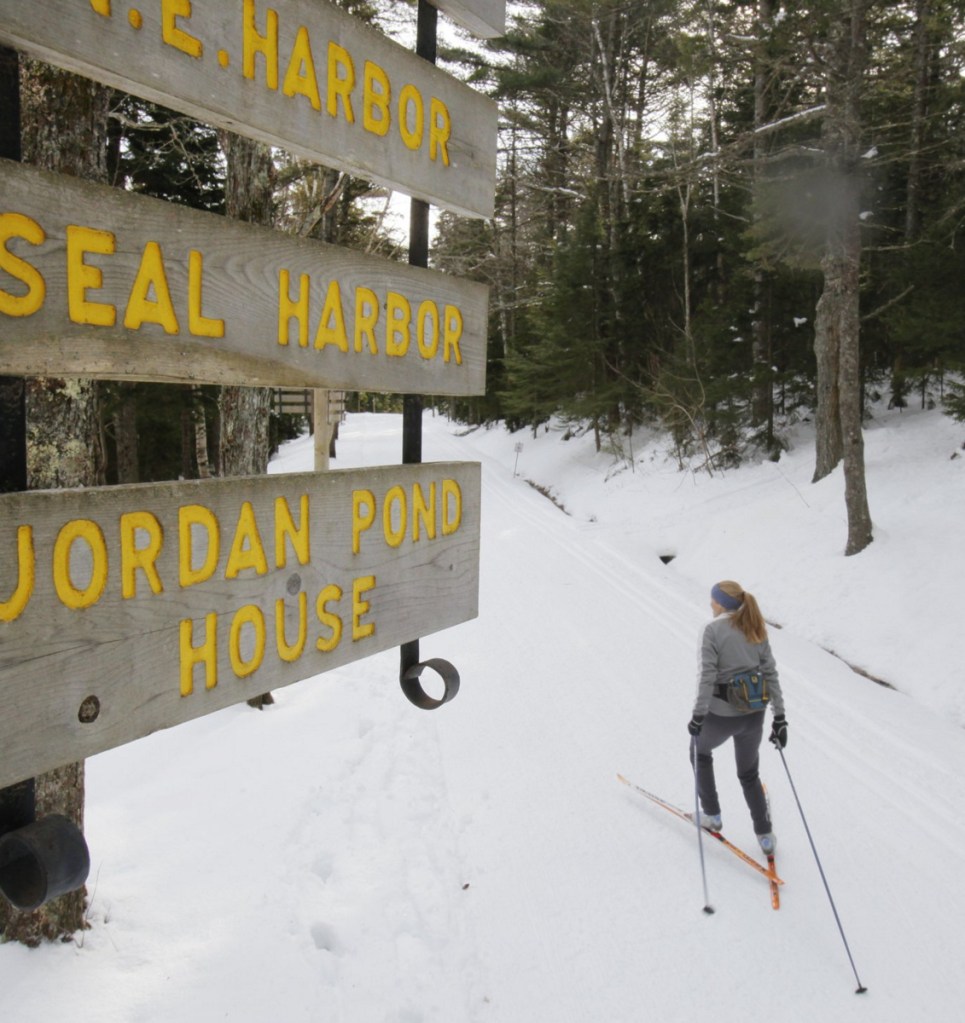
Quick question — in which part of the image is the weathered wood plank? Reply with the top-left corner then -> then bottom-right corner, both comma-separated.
0,159 -> 488,394
0,461 -> 480,788
0,0 -> 496,218
429,0 -> 506,39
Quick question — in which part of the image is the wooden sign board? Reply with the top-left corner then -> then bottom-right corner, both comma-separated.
0,0 -> 496,219
429,0 -> 506,39
0,461 -> 480,788
0,159 -> 488,394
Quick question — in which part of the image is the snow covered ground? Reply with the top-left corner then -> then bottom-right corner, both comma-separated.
2,405 -> 964,1022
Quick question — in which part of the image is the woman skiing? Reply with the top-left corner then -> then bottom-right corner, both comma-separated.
687,580 -> 788,853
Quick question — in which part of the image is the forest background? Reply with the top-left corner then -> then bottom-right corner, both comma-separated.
1,0 -> 964,944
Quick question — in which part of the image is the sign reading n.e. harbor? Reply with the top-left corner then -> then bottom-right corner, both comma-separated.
0,159 -> 488,393
0,461 -> 481,788
0,0 -> 496,219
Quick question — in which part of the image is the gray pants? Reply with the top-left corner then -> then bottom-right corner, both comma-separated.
690,712 -> 771,835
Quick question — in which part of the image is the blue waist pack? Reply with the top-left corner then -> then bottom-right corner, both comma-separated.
720,671 -> 769,713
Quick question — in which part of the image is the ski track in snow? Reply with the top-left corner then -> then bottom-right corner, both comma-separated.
422,417 -> 965,1023
1,412 -> 963,1023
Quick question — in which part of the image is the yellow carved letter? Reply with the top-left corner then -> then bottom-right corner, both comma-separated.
124,241 -> 180,334
352,489 -> 376,554
326,42 -> 355,123
443,305 -> 463,365
229,604 -> 266,678
382,485 -> 406,549
278,269 -> 310,347
385,291 -> 411,357
429,97 -> 451,166
0,213 -> 46,318
180,613 -> 217,695
314,279 -> 348,352
442,479 -> 463,536
275,593 -> 307,662
243,0 -> 279,89
398,84 -> 424,151
283,26 -> 321,109
179,504 -> 220,587
162,0 -> 203,58
352,575 -> 376,641
275,495 -> 310,568
120,511 -> 164,599
52,519 -> 109,610
315,584 -> 343,652
225,502 -> 269,578
67,225 -> 116,327
0,526 -> 35,623
363,61 -> 390,136
188,250 -> 224,338
354,286 -> 379,354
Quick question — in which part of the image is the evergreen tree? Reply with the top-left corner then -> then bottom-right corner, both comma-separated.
108,95 -> 224,213
428,0 -> 965,478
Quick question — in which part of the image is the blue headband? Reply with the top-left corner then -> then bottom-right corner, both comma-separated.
711,584 -> 743,612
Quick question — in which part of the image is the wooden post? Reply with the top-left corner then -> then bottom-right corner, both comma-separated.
0,44 -> 25,496
400,0 -> 438,682
313,389 -> 331,472
0,43 -> 35,845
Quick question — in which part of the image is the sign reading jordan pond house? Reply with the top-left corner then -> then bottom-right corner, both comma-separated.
0,0 -> 496,219
0,159 -> 488,393
0,461 -> 481,788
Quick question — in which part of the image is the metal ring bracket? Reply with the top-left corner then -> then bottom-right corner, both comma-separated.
401,658 -> 460,710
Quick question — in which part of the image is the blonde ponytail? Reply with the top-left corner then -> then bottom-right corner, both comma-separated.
715,580 -> 768,644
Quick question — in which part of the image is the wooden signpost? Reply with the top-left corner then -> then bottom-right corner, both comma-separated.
0,159 -> 488,394
0,461 -> 480,788
0,0 -> 497,219
0,1 -> 492,808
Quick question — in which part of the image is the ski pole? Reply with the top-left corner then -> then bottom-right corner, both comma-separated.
775,744 -> 867,993
691,736 -> 715,915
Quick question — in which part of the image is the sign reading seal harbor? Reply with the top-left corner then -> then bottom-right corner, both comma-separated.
0,160 -> 488,393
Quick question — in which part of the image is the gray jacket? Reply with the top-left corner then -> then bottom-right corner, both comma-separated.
693,613 -> 785,719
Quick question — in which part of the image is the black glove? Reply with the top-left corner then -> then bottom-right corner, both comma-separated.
688,715 -> 704,737
769,715 -> 788,749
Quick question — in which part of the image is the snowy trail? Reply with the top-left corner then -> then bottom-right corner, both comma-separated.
413,418 -> 965,1022
2,412 -> 963,1023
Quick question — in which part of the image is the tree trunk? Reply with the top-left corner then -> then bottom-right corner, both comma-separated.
812,260 -> 844,481
751,0 -> 775,438
904,0 -> 931,243
113,384 -> 140,484
812,0 -> 873,555
217,131 -> 274,478
839,229 -> 873,554
1,61 -> 109,944
193,387 -> 212,479
180,405 -> 196,478
218,132 -> 275,708
218,384 -> 273,477
0,49 -> 26,495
